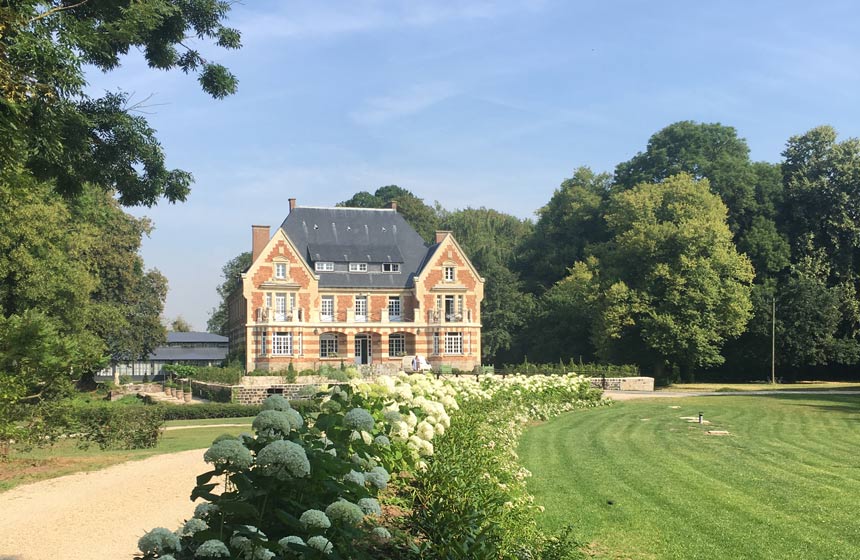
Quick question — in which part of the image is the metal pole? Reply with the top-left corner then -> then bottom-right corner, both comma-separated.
771,296 -> 776,385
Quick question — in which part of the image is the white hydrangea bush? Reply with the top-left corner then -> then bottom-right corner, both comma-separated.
137,372 -> 604,559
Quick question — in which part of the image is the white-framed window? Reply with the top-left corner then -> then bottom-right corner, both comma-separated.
259,331 -> 267,356
273,332 -> 292,355
388,296 -> 401,321
349,262 -> 368,272
265,293 -> 272,308
320,333 -> 338,357
355,296 -> 367,322
315,261 -> 334,272
445,332 -> 463,354
382,263 -> 401,273
389,333 -> 406,356
444,266 -> 455,282
432,332 -> 440,355
321,296 -> 334,322
274,262 -> 287,279
275,293 -> 286,321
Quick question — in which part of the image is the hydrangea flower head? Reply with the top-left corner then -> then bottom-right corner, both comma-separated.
358,497 -> 382,516
343,469 -> 365,486
194,539 -> 230,558
253,410 -> 301,439
204,439 -> 253,470
383,410 -> 402,423
212,433 -> 239,444
256,440 -> 311,479
279,535 -> 305,548
325,499 -> 365,526
261,394 -> 292,411
365,466 -> 390,490
299,509 -> 331,530
194,502 -> 219,519
372,527 -> 392,540
321,399 -> 341,413
373,435 -> 391,448
307,535 -> 334,554
343,408 -> 375,432
138,527 -> 181,555
179,517 -> 208,537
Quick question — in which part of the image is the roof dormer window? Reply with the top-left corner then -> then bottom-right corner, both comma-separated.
349,263 -> 368,273
382,263 -> 401,273
315,261 -> 334,272
274,262 -> 287,279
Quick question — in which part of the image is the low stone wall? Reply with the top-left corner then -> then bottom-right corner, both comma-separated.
588,376 -> 654,391
232,382 -> 349,405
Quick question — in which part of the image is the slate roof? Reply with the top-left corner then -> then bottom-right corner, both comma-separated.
166,332 -> 228,344
281,206 -> 430,289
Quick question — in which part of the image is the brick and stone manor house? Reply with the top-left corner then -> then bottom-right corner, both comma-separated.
227,199 -> 484,373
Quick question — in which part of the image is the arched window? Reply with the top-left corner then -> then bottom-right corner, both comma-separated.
320,333 -> 338,358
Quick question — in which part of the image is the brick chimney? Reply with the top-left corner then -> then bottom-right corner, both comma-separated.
288,198 -> 296,212
435,230 -> 451,244
385,200 -> 398,212
252,225 -> 270,263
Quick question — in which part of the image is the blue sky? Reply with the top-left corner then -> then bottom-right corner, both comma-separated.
85,0 -> 860,330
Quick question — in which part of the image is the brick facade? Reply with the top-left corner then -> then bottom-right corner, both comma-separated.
227,210 -> 485,373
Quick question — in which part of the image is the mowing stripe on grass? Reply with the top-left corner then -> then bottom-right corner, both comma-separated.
519,395 -> 860,560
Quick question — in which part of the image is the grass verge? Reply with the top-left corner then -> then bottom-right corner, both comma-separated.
519,394 -> 860,559
0,418 -> 253,493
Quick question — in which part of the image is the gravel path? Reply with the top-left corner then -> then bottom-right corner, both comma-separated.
0,449 -> 210,560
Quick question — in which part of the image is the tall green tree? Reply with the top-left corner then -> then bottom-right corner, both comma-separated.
614,121 -> 762,234
518,167 -> 612,292
588,174 -> 755,380
1,0 -> 240,205
439,208 -> 535,363
782,126 -> 860,281
207,251 -> 251,335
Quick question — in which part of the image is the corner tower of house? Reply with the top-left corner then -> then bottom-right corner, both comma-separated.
230,200 -> 484,375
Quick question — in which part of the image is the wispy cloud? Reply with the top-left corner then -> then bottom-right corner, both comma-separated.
349,82 -> 459,125
236,0 -> 547,42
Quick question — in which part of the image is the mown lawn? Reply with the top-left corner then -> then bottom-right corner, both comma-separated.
0,418 -> 253,492
661,381 -> 860,392
519,394 -> 860,560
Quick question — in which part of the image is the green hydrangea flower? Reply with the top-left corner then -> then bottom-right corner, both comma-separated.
343,408 -> 375,431
325,499 -> 365,526
373,435 -> 391,448
179,517 -> 208,536
372,527 -> 392,540
256,440 -> 310,479
204,439 -> 253,470
253,410 -> 302,439
307,535 -> 334,554
365,466 -> 390,490
299,509 -> 331,530
262,394 -> 292,411
194,539 -> 230,558
343,469 -> 365,486
138,527 -> 181,555
358,497 -> 382,516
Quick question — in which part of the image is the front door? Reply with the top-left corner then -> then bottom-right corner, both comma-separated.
354,335 -> 371,365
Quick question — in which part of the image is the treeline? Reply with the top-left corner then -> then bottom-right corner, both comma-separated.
1,1 -> 240,442
335,122 -> 860,383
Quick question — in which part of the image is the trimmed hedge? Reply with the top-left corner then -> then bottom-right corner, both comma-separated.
75,405 -> 164,450
499,360 -> 639,377
155,403 -> 263,421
